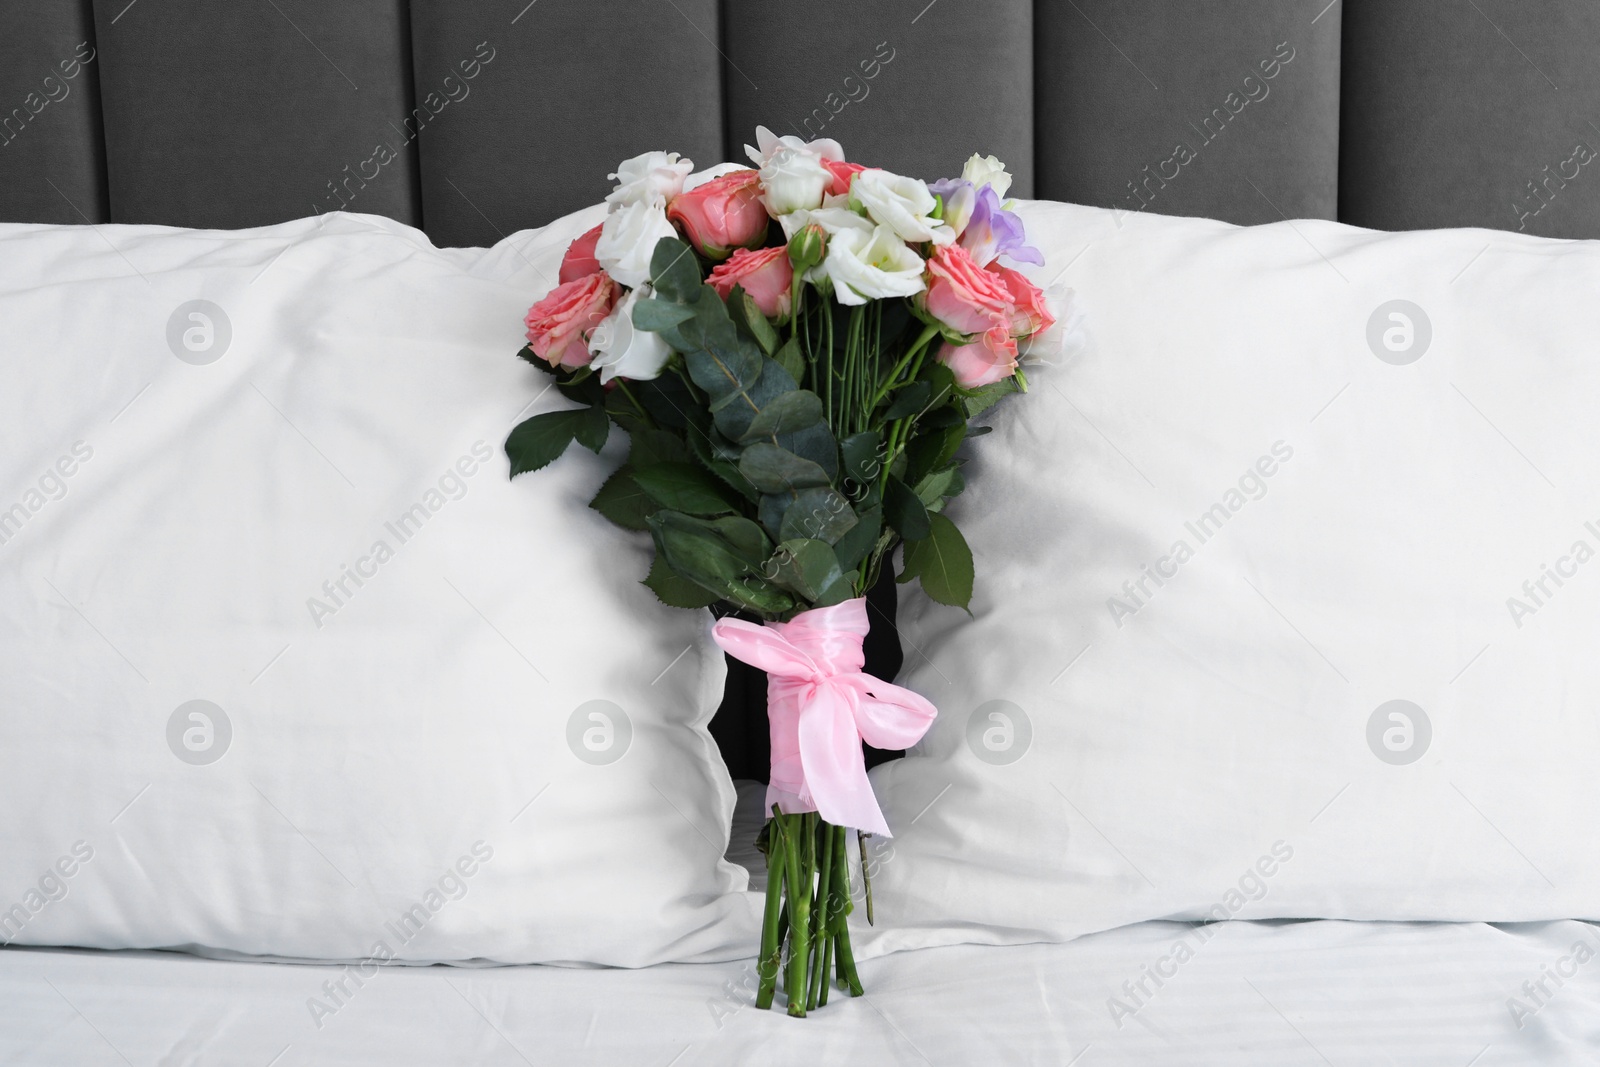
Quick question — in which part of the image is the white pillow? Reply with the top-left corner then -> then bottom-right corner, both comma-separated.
858,201 -> 1600,956
0,209 -> 758,965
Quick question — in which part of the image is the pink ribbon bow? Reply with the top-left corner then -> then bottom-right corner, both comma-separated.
710,597 -> 937,837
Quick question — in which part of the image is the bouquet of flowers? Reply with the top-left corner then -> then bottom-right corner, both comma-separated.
508,127 -> 1059,1014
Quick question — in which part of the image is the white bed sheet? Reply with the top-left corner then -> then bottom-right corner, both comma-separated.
4,917 -> 1597,1065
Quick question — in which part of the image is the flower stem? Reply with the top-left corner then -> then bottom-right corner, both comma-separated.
614,378 -> 651,425
869,323 -> 940,413
755,810 -> 786,1010
807,817 -> 836,1010
784,812 -> 811,1017
832,825 -> 864,996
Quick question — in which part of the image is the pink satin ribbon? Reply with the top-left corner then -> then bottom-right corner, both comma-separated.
710,597 -> 937,837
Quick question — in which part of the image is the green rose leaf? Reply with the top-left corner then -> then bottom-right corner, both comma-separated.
740,389 -> 824,442
632,462 -> 739,516
738,442 -> 833,494
914,466 -> 960,510
898,512 -> 975,610
626,425 -> 690,467
505,405 -> 607,477
960,376 -> 1020,419
643,554 -> 721,609
840,430 -> 883,490
589,468 -> 657,531
883,474 -> 931,540
905,422 -> 965,488
649,237 -> 703,303
882,380 -> 933,421
516,343 -> 556,374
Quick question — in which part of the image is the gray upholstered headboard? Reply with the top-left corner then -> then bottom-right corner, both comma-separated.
6,0 -> 1598,776
6,1 -> 1600,241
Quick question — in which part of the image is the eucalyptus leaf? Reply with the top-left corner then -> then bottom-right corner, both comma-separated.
687,429 -> 759,501
759,490 -> 796,542
840,431 -> 883,492
775,336 -> 805,385
648,511 -> 792,616
632,297 -> 696,333
768,538 -> 843,602
832,505 -> 882,572
741,290 -> 781,354
779,488 -> 857,544
740,389 -> 824,442
776,421 -> 841,481
648,237 -> 703,303
705,356 -> 799,443
738,443 -> 832,494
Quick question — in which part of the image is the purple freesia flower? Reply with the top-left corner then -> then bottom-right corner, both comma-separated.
959,184 -> 1043,267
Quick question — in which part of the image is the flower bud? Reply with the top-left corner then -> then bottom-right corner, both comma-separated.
788,223 -> 827,275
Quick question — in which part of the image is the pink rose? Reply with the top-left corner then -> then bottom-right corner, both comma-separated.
524,272 -> 616,370
708,246 -> 794,320
921,243 -> 1011,336
825,159 -> 866,196
936,326 -> 1018,389
666,169 -> 769,260
558,223 -> 604,285
988,264 -> 1055,338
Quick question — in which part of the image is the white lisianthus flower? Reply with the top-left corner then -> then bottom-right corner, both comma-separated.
850,169 -> 952,245
816,224 -> 926,306
777,194 -> 873,240
743,124 -> 844,167
595,199 -> 677,288
960,153 -> 1013,198
605,151 -> 694,209
590,284 -> 671,383
757,146 -> 833,216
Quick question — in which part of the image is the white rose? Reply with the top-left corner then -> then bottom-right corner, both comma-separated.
590,284 -> 672,383
960,153 -> 1012,198
743,124 -> 844,167
757,146 -> 833,216
816,224 -> 925,306
777,194 -> 873,240
605,151 -> 694,209
595,199 -> 677,288
850,169 -> 952,245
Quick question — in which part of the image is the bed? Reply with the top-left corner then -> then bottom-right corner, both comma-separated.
5,1 -> 1600,1061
